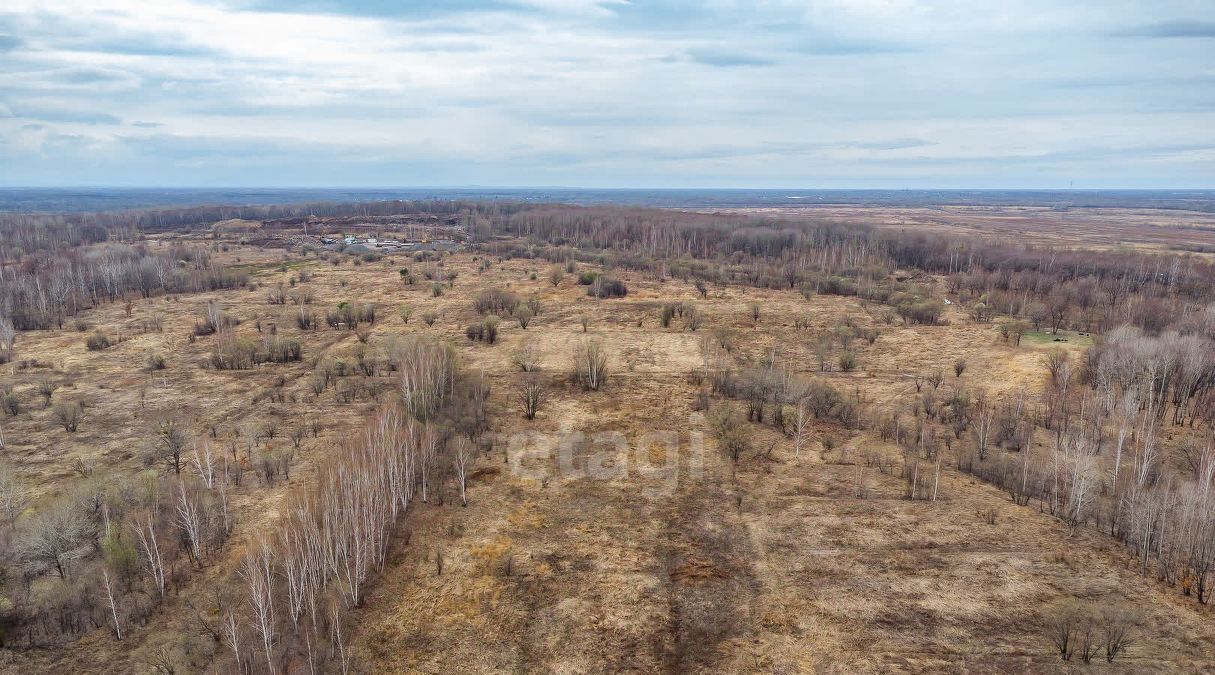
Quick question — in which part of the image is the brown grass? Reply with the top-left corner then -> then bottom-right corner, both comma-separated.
2,235 -> 1212,673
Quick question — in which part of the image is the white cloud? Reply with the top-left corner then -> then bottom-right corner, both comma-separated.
0,0 -> 1211,186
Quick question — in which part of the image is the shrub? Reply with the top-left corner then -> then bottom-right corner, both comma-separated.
660,304 -> 675,328
147,354 -> 167,371
211,337 -> 258,370
517,374 -> 545,419
473,288 -> 520,316
838,351 -> 857,372
262,338 -> 303,363
577,271 -> 599,285
686,306 -> 702,331
86,332 -> 111,351
513,340 -> 540,372
516,307 -> 533,329
52,401 -> 82,432
195,302 -> 238,335
708,404 -> 750,462
467,318 -> 500,344
573,339 -> 608,390
588,276 -> 627,298
2,392 -> 19,416
37,379 -> 58,406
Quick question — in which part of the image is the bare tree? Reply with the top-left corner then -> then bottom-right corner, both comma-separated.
0,461 -> 28,525
791,397 -> 811,458
191,441 -> 216,488
513,339 -> 541,372
392,336 -> 459,421
102,566 -> 122,639
176,480 -> 204,561
17,499 -> 93,579
973,392 -> 996,461
573,339 -> 608,391
518,374 -> 545,420
1101,608 -> 1135,663
224,610 -> 243,672
155,418 -> 189,475
0,315 -> 14,361
133,513 -> 167,598
242,539 -> 277,675
452,437 -> 472,507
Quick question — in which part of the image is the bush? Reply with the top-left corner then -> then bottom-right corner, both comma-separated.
473,288 -> 520,316
262,338 -> 303,363
86,332 -> 111,351
588,276 -> 628,299
2,392 -> 19,416
660,304 -> 675,328
147,354 -> 167,371
577,271 -> 599,285
518,374 -> 545,420
838,351 -> 857,372
211,338 -> 258,370
573,339 -> 608,390
466,317 -> 500,344
52,401 -> 82,432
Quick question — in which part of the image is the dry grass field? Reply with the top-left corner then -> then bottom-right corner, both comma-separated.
722,205 -> 1215,258
0,223 -> 1212,674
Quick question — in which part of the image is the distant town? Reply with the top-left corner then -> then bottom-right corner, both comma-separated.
318,234 -> 462,254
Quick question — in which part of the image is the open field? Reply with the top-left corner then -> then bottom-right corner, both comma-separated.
0,202 -> 1212,673
720,205 -> 1215,258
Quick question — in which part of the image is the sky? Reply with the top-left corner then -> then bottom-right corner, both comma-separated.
0,0 -> 1212,188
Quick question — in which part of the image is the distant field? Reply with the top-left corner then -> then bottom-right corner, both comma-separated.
722,204 -> 1215,256
3,187 -> 1215,213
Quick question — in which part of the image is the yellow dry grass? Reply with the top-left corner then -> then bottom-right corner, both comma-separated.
2,236 -> 1212,674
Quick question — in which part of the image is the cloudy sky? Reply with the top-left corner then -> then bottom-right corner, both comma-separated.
0,0 -> 1212,188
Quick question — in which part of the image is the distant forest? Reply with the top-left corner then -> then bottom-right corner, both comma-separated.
2,187 -> 1214,214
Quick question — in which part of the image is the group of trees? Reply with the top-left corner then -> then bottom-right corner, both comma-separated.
215,335 -> 486,673
700,337 -> 862,458
0,447 -> 232,648
468,288 -> 543,341
0,242 -> 247,340
481,205 -> 1212,338
959,324 -> 1215,605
